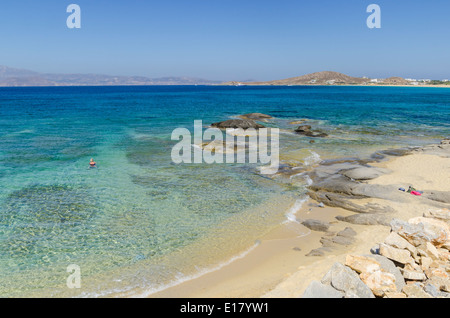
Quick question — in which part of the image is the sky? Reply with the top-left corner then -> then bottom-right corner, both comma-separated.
0,0 -> 449,81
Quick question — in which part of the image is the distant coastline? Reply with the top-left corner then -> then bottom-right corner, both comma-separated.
221,71 -> 450,88
1,65 -> 448,88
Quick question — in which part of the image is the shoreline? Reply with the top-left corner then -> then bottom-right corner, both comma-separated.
147,139 -> 450,298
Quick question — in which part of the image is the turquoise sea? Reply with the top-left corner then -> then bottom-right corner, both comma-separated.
0,85 -> 449,297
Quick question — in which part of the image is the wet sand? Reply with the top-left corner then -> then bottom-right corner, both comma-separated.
149,200 -> 356,298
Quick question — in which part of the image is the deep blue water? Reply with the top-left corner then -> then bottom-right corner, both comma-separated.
0,85 -> 449,297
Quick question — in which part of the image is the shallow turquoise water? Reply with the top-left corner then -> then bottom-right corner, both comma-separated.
0,86 -> 449,297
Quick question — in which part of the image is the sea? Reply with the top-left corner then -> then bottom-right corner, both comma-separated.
0,85 -> 449,297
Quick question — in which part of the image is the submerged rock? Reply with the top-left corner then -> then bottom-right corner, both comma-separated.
294,124 -> 328,138
211,119 -> 265,129
238,113 -> 273,121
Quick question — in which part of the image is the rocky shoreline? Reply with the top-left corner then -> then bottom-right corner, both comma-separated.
299,139 -> 450,298
302,209 -> 450,298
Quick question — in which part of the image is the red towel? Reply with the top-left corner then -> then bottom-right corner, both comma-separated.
410,191 -> 421,196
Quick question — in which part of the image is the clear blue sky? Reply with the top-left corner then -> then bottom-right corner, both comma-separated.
1,0 -> 449,81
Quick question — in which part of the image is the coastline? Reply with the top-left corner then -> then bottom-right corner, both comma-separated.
148,139 -> 450,298
219,84 -> 450,88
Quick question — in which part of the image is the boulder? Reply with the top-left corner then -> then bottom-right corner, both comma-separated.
301,219 -> 330,232
340,167 -> 389,181
238,113 -> 273,120
401,269 -> 427,281
294,125 -> 328,138
402,284 -> 432,298
360,270 -> 397,297
321,262 -> 375,298
332,235 -> 354,246
379,243 -> 415,265
423,191 -> 450,204
336,213 -> 392,226
408,217 -> 450,247
384,231 -> 417,255
305,247 -> 332,257
390,218 -> 441,247
345,254 -> 399,296
365,254 -> 406,292
302,281 -> 344,298
423,208 -> 450,222
345,254 -> 381,274
336,227 -> 357,238
210,119 -> 265,129
295,125 -> 312,133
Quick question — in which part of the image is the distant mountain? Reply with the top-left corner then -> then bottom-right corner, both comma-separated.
0,65 -> 40,79
223,71 -> 368,86
0,65 -> 222,86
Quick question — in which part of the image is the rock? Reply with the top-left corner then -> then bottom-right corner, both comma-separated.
377,148 -> 414,157
321,262 -> 375,298
345,254 -> 400,296
294,125 -> 328,138
402,284 -> 432,298
390,218 -> 440,247
365,254 -> 406,292
425,242 -> 441,260
305,247 -> 331,257
340,167 -> 389,181
408,217 -> 450,247
332,235 -> 354,246
424,283 -> 440,297
294,125 -> 312,133
301,219 -> 330,232
400,268 -> 427,281
336,213 -> 391,226
423,208 -> 450,222
384,292 -> 407,298
211,119 -> 265,129
336,227 -> 357,238
420,257 -> 433,271
427,276 -> 450,292
379,243 -> 414,265
360,270 -> 397,297
425,267 -> 449,280
384,231 -> 417,255
345,254 -> 381,274
423,191 -> 450,204
238,113 -> 272,121
302,281 -> 344,298
289,119 -> 308,125
319,236 -> 336,248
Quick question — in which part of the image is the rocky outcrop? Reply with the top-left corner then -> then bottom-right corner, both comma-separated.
305,227 -> 357,257
302,208 -> 450,298
301,219 -> 330,232
294,125 -> 328,138
210,119 -> 265,129
238,113 -> 273,121
305,142 -> 450,225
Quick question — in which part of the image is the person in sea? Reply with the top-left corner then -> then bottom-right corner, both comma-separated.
89,158 -> 97,168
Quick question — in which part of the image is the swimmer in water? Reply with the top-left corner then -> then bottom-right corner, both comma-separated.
89,158 -> 97,168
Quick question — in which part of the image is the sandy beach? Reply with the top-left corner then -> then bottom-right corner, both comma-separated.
149,140 -> 450,298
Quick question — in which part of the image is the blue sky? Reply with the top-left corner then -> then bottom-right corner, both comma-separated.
1,0 -> 449,81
